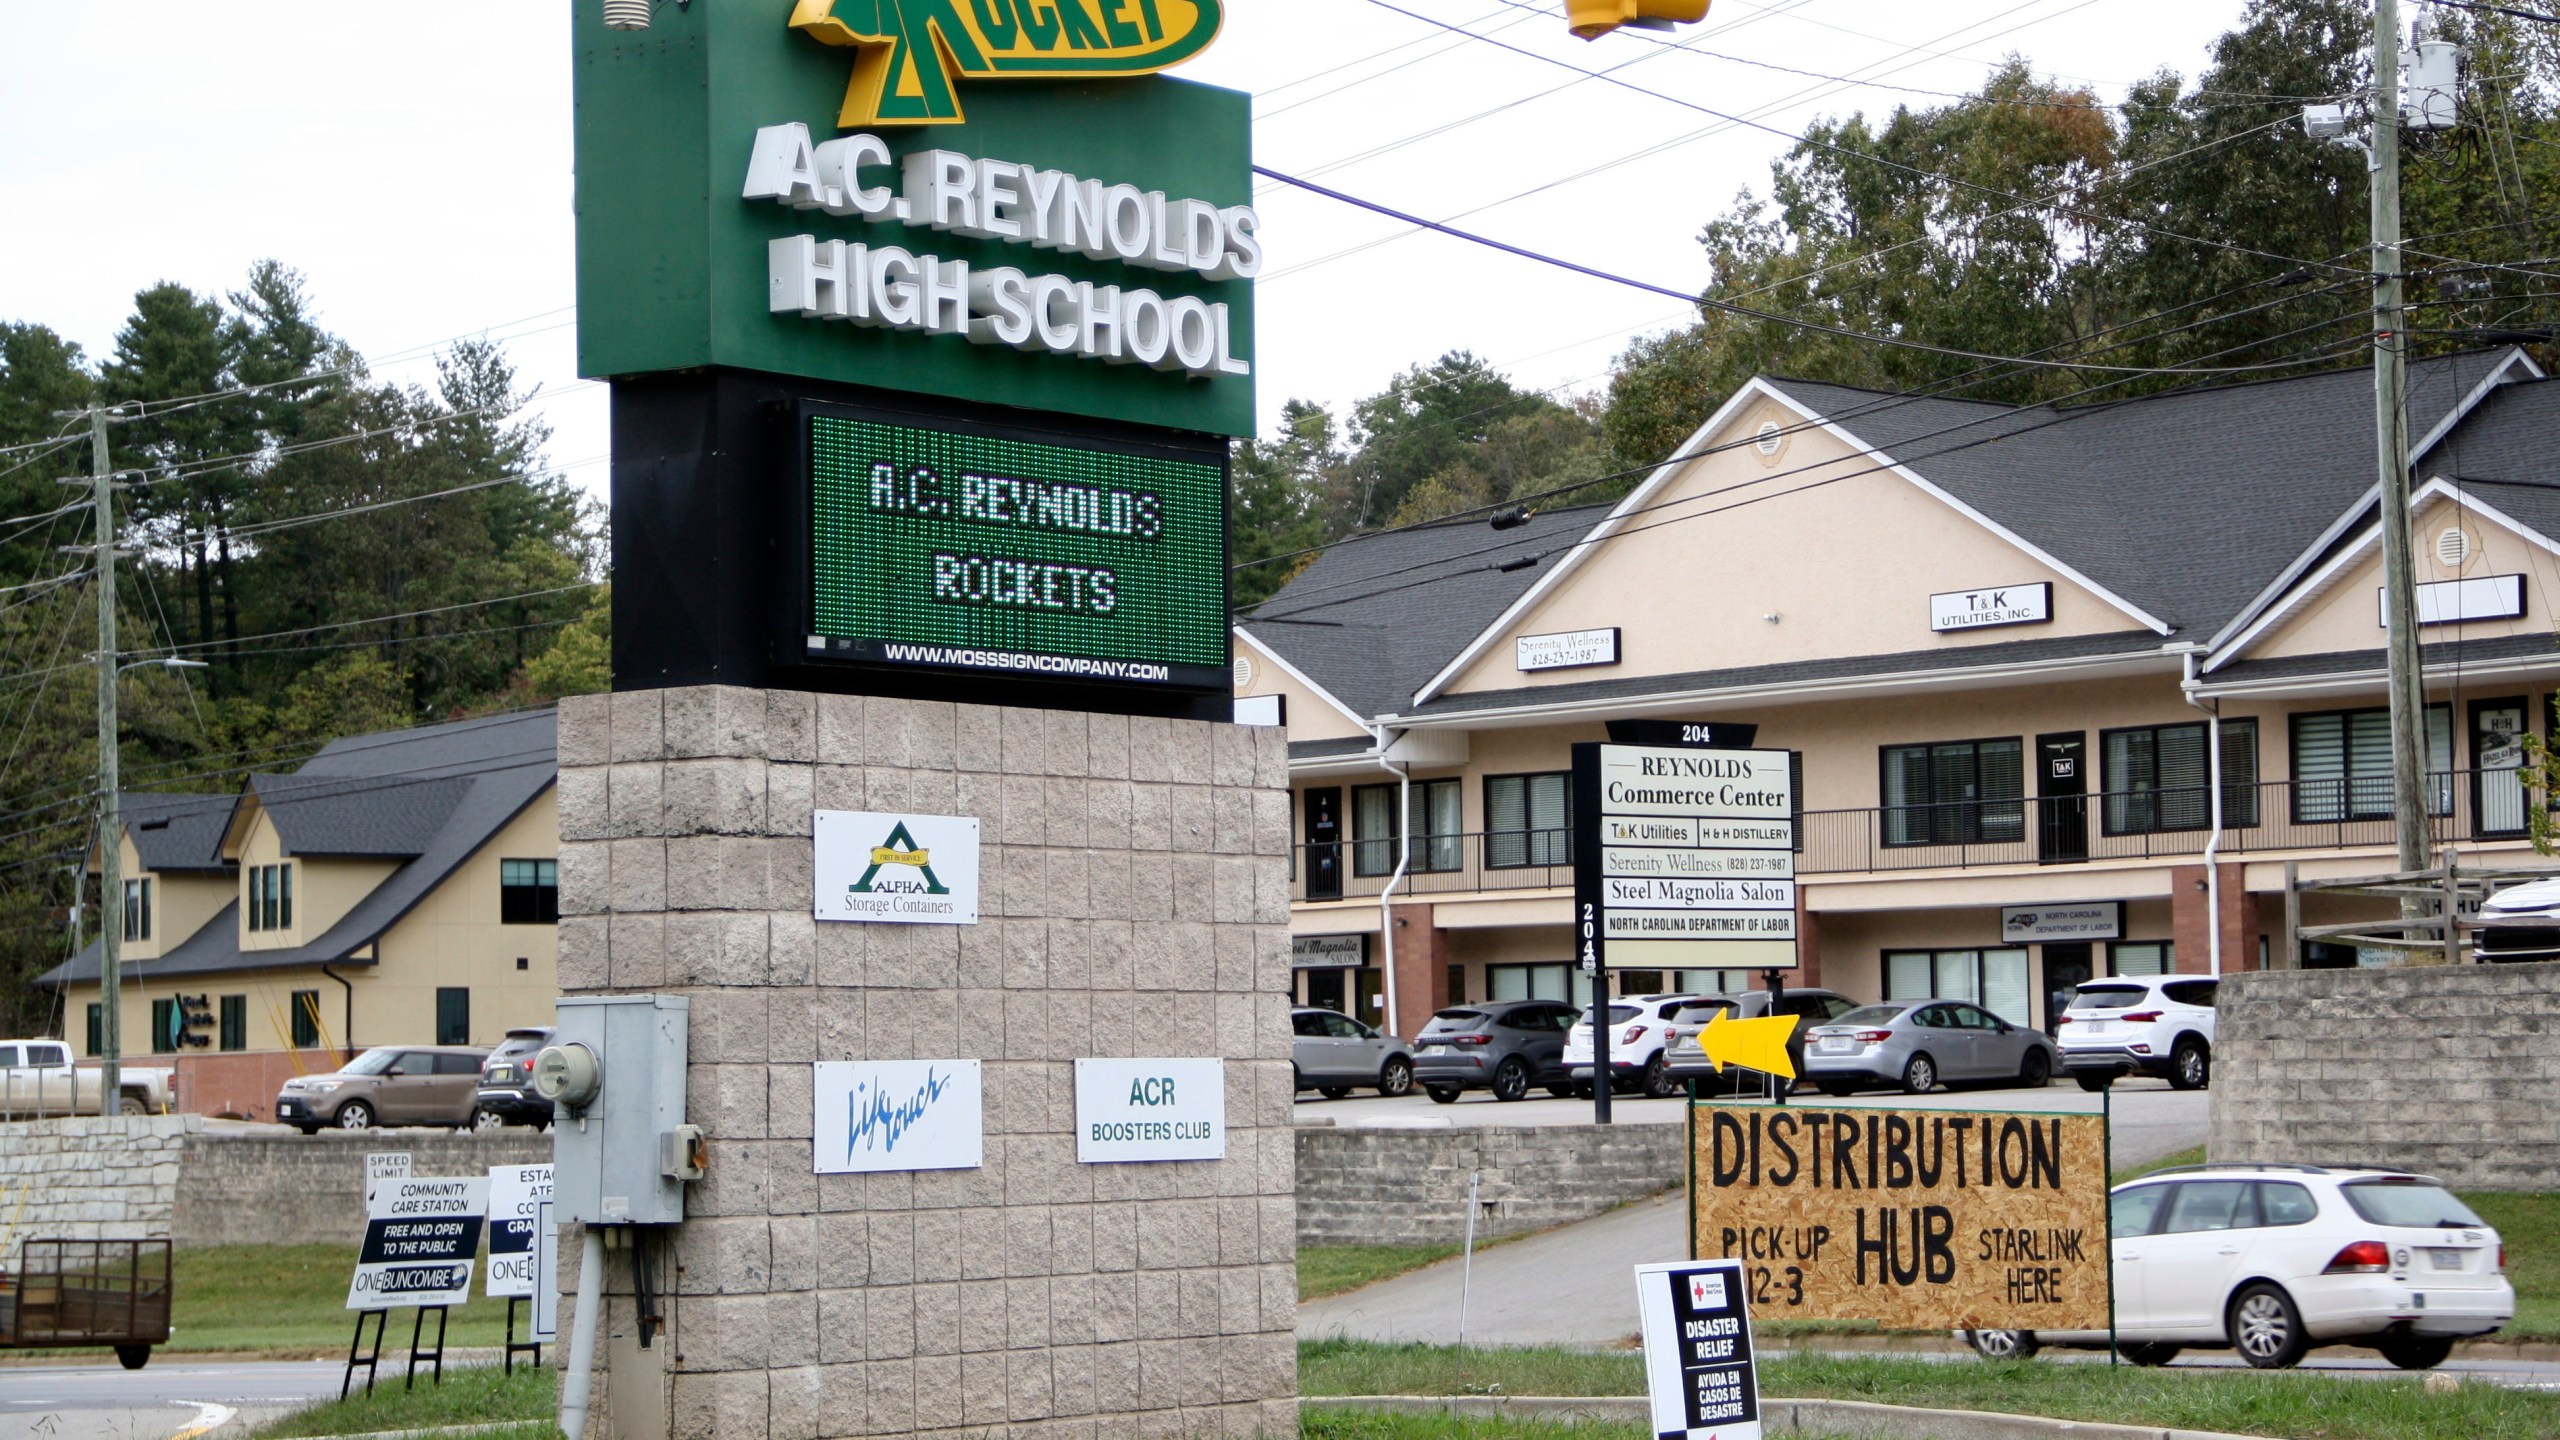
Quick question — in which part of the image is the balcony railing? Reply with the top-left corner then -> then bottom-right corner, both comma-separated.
1288,772 -> 2538,900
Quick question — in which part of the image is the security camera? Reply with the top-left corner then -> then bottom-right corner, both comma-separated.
2301,104 -> 2353,142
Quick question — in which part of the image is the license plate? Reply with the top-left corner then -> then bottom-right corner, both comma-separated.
2081,1021 -> 2111,1034
1422,1045 -> 1450,1056
2429,1249 -> 2468,1271
1817,1038 -> 1853,1053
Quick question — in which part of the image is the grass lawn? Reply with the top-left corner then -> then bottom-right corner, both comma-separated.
1303,1413 -> 1641,1439
2114,1144 -> 2205,1183
2462,1191 -> 2560,1343
1300,1342 -> 2560,1439
166,1245 -> 521,1356
246,1362 -> 557,1438
1300,1233 -> 1541,1303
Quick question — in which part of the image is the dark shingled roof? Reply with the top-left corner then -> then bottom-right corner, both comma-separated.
116,792 -> 236,874
1237,503 -> 1606,722
2430,379 -> 2560,540
2204,630 -> 2560,687
44,711 -> 555,987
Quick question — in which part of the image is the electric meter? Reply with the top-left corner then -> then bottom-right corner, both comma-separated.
532,1042 -> 604,1111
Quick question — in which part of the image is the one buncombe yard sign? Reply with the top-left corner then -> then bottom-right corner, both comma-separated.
1690,1103 -> 2110,1331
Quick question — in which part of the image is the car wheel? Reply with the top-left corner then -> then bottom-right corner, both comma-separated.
2019,1049 -> 2051,1088
2230,1284 -> 2309,1369
1490,1058 -> 1532,1102
1545,1084 -> 1576,1099
2074,1072 -> 2112,1093
1967,1329 -> 2040,1361
1425,1086 -> 1461,1105
1900,1054 -> 1937,1095
335,1100 -> 375,1131
1571,1081 -> 1595,1099
2379,1334 -> 2455,1371
117,1095 -> 149,1118
471,1106 -> 507,1132
115,1344 -> 150,1371
2169,1039 -> 2211,1092
1378,1057 -> 1414,1098
1817,1079 -> 1858,1098
1641,1053 -> 1678,1099
2120,1342 -> 2181,1367
1318,1086 -> 1352,1100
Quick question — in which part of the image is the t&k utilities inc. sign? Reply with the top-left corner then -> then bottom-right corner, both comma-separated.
813,1059 -> 985,1174
815,811 -> 981,925
1931,583 -> 2052,633
1074,1058 -> 1225,1163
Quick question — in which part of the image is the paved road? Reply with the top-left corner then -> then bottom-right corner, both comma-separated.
0,1359 -> 348,1440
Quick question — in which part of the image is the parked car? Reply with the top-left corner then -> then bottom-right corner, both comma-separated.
2469,877 -> 2560,962
0,1039 -> 174,1118
2057,976 -> 2217,1092
276,1045 -> 490,1134
1292,1008 -> 1414,1099
1563,994 -> 1701,1098
1965,1164 -> 2513,1370
473,1026 -> 558,1129
1412,999 -> 1580,1103
1661,988 -> 1860,1096
1802,999 -> 2060,1095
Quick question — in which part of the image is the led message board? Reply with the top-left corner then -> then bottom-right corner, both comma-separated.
798,404 -> 1229,691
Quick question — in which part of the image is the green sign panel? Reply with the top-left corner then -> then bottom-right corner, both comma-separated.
573,0 -> 1256,437
805,409 -> 1229,688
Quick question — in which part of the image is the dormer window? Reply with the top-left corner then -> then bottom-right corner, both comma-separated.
248,863 -> 294,933
121,878 -> 152,942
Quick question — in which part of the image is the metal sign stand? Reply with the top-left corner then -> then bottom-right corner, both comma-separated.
405,1304 -> 451,1389
503,1297 -> 545,1375
340,1310 -> 387,1399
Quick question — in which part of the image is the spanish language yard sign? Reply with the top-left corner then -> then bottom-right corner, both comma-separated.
1573,741 -> 1798,972
1635,1260 -> 1762,1440
1689,1104 -> 2111,1331
484,1164 -> 554,1301
347,1176 -> 490,1311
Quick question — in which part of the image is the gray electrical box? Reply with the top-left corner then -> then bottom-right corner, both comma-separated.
548,994 -> 690,1226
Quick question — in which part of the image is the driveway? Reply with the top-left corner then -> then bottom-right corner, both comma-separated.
0,1359 -> 347,1440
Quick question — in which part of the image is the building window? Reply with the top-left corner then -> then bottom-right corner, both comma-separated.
122,878 -> 152,942
1881,739 -> 2023,846
1882,947 -> 2033,1026
2291,706 -> 2452,823
500,859 -> 560,924
219,995 -> 247,1053
1352,780 -> 1461,877
1484,962 -> 1593,1010
290,989 -> 321,1049
2110,941 -> 2174,977
1446,964 -> 1467,1006
86,1003 -> 101,1057
1485,773 -> 1572,869
149,998 -> 179,1055
2102,720 -> 2260,835
436,987 -> 471,1047
248,863 -> 295,932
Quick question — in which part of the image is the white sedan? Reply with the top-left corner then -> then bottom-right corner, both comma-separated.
1967,1163 -> 2513,1370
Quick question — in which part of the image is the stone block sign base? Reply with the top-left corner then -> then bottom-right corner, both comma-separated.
555,687 -> 1300,1440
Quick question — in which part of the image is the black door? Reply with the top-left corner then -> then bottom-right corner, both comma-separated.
2472,698 -> 2530,837
2041,943 -> 2093,1035
1305,788 -> 1343,901
2037,733 -> 2089,863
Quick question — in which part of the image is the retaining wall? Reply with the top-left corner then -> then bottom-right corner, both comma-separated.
1295,1121 -> 1688,1247
2210,961 -> 2560,1190
0,1115 -> 203,1259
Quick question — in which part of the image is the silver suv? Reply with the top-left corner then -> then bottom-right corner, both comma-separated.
1413,1000 -> 1579,1104
1291,1008 -> 1413,1099
2059,976 -> 2217,1091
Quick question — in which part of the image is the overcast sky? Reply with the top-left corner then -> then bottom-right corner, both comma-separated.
0,1 -> 2253,493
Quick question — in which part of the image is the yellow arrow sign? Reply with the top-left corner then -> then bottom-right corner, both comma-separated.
1698,1012 -> 1799,1079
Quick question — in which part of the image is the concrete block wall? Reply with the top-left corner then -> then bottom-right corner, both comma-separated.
2211,962 -> 2560,1190
0,1116 -> 201,1260
173,1129 -> 552,1247
556,686 -> 1301,1440
1295,1123 -> 1687,1247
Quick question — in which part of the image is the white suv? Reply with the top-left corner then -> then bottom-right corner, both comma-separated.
2058,975 -> 2216,1091
1564,994 -> 1699,1099
1967,1164 -> 2513,1370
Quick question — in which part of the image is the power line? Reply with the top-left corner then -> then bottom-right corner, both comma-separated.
130,582 -> 601,658
225,473 -> 546,541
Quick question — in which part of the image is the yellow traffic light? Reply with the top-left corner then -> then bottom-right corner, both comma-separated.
1564,0 -> 1710,40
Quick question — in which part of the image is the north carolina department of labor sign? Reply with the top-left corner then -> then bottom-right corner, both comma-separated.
1690,1103 -> 2111,1332
814,810 -> 981,925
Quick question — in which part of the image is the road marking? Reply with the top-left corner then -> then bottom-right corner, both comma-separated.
169,1401 -> 236,1439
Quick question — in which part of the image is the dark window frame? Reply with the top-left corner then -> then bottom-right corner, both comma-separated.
1351,779 -> 1462,877
1879,736 -> 2025,847
2289,704 -> 2453,824
2098,719 -> 2262,836
290,988 -> 321,1049
85,1003 -> 102,1057
218,995 -> 247,1053
500,858 -> 561,925
149,998 -> 179,1055
1482,771 -> 1573,870
435,987 -> 471,1048
122,877 -> 152,942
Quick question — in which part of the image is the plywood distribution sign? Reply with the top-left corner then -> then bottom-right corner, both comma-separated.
1689,1103 -> 2110,1331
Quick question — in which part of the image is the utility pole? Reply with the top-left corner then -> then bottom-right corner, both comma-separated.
2372,0 -> 2431,881
89,406 -> 122,1118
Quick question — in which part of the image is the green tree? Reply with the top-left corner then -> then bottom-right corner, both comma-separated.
1230,400 -> 1344,609
1345,352 -> 1575,528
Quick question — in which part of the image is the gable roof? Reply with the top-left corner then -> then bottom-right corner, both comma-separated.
43,710 -> 556,988
113,792 -> 237,874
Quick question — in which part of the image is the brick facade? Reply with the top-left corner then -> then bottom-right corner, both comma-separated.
1384,902 -> 1449,1044
2169,863 -> 2262,974
174,1049 -> 354,1123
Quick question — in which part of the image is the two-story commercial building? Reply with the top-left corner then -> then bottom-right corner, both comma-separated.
1239,348 -> 2560,1045
43,710 -> 559,1120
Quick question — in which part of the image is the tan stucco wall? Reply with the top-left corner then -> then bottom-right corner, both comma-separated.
366,787 -> 559,1046
1437,394 -> 2152,700
66,966 -> 339,1062
1234,630 -> 1371,742
233,811 -> 397,953
2244,496 -> 2560,662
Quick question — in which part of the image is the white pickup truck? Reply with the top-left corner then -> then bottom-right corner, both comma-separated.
0,1040 -> 175,1118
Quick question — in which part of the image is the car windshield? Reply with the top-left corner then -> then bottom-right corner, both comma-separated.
2070,986 -> 2150,1011
1426,1009 -> 1483,1028
494,1035 -> 548,1059
1830,1006 -> 1906,1027
1584,1006 -> 1640,1025
340,1047 -> 404,1077
2341,1179 -> 2488,1229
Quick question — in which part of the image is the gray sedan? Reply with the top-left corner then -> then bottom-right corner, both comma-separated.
1802,1000 -> 2060,1096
